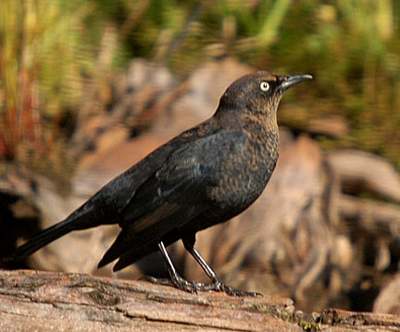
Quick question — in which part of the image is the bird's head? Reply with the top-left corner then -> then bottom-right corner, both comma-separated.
217,71 -> 312,122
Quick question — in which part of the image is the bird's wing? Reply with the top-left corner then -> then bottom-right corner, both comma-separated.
68,127 -> 209,228
98,130 -> 246,269
6,124 -> 217,262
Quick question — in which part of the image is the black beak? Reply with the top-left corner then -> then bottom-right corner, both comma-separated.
278,74 -> 313,92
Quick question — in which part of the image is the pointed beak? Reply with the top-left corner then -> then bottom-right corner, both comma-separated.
278,74 -> 313,92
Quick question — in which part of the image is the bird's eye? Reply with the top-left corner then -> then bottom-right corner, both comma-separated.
260,81 -> 270,92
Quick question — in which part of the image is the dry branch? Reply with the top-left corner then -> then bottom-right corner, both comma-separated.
327,150 -> 400,203
338,194 -> 400,237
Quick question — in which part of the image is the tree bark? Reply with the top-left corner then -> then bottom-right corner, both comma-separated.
1,270 -> 400,332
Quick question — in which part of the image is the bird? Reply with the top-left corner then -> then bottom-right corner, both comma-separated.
6,71 -> 312,296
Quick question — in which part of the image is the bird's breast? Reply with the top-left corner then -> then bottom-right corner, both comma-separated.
208,132 -> 279,217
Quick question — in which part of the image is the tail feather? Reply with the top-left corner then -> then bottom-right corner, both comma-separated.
5,202 -> 99,263
7,218 -> 75,262
2,196 -> 117,266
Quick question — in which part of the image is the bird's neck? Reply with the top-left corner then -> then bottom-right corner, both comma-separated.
241,111 -> 280,159
213,107 -> 279,156
241,110 -> 279,135
215,105 -> 278,129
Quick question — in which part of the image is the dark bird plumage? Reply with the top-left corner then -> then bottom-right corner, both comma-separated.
6,72 -> 312,296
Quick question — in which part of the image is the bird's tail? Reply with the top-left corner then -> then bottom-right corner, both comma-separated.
4,205 -> 96,263
4,218 -> 74,264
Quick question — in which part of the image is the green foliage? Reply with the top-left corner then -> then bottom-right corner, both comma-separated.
1,0 -> 400,168
0,0 -> 124,162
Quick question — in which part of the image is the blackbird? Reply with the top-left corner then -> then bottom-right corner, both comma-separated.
7,72 -> 312,296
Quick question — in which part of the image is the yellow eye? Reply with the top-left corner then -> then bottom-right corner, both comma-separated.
260,81 -> 270,92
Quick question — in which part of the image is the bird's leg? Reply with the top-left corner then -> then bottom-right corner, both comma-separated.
183,235 -> 261,297
147,241 -> 200,293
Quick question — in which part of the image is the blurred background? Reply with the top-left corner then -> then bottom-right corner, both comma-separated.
1,0 -> 400,314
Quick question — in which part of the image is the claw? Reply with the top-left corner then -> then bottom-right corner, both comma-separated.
172,275 -> 198,293
145,276 -> 172,286
145,276 -> 261,297
200,280 -> 262,297
146,275 -> 201,294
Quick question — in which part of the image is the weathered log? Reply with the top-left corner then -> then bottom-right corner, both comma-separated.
0,270 -> 297,331
1,270 -> 400,332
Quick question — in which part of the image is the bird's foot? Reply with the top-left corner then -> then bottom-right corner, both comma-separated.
145,275 -> 204,294
145,276 -> 172,286
200,280 -> 262,297
145,276 -> 260,297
